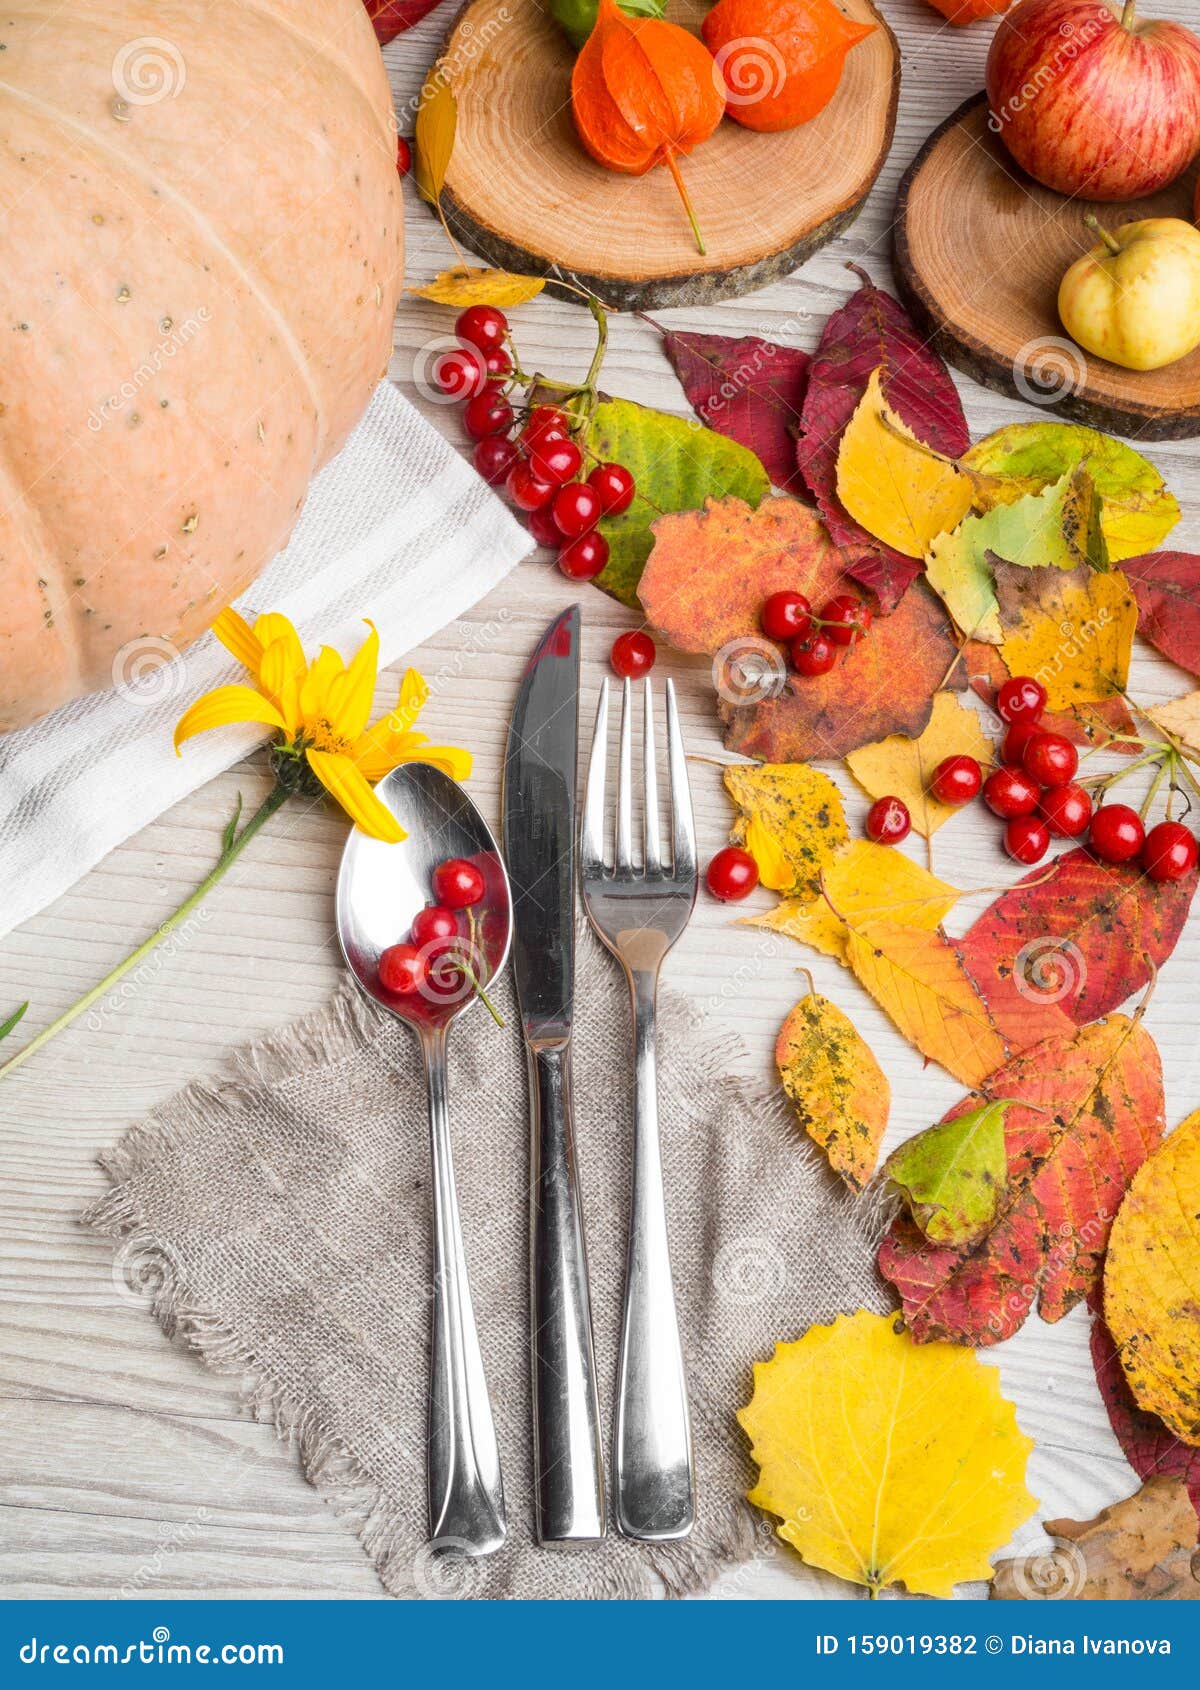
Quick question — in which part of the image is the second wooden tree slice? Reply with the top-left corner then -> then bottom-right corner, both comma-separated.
430,0 -> 898,309
895,95 -> 1200,442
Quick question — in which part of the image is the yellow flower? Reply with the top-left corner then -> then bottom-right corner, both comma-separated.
174,610 -> 472,842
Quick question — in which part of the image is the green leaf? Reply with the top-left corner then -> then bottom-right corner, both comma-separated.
926,466 -> 1107,643
964,422 -> 1179,564
547,0 -> 666,50
884,1100 -> 1015,1248
413,78 -> 457,207
584,398 -> 770,607
0,1002 -> 29,1044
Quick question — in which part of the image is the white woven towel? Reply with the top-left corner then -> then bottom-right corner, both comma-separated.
0,383 -> 533,944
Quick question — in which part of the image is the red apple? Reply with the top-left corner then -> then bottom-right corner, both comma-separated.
987,0 -> 1200,201
364,0 -> 443,43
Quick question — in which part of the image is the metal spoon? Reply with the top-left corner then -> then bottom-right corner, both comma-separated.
336,761 -> 511,1557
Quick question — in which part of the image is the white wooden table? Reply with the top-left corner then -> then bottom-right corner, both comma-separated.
3,0 -> 1199,1600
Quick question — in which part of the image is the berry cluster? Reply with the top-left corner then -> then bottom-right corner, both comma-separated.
433,305 -> 637,582
759,588 -> 872,678
377,856 -> 497,1004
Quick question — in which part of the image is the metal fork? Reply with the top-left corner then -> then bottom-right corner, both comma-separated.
580,676 -> 698,1541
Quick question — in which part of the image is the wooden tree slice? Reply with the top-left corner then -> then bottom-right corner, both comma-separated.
895,95 -> 1200,442
429,0 -> 898,310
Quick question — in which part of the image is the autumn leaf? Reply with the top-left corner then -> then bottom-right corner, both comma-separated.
879,1015 -> 1165,1346
885,1100 -> 1015,1247
723,762 -> 846,898
995,560 -> 1136,713
409,267 -> 545,307
958,847 -> 1197,1031
925,467 -> 1107,643
846,692 -> 994,839
796,267 -> 970,613
653,324 -> 808,493
964,421 -> 1180,564
1104,1109 -> 1200,1445
747,840 -> 960,962
776,990 -> 889,1191
992,1478 -> 1200,1601
966,643 -> 1138,754
1149,691 -> 1200,759
413,77 -> 456,205
836,368 -> 976,558
739,1310 -> 1037,1597
1091,1316 -> 1200,1520
586,401 -> 769,607
1124,552 -> 1200,676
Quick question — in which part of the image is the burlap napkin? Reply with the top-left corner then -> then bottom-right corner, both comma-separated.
85,928 -> 889,1599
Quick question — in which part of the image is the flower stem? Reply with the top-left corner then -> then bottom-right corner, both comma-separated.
663,151 -> 705,256
0,782 -> 291,1082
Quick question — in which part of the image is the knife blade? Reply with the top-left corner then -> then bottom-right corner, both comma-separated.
502,604 -> 606,1543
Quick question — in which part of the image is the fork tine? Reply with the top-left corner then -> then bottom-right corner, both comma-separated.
582,679 -> 609,875
616,678 -> 633,873
642,678 -> 662,873
666,679 -> 696,883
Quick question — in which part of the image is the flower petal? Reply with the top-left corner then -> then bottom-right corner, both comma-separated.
306,749 -> 405,843
259,637 -> 303,736
299,646 -> 345,723
174,685 -> 287,753
324,620 -> 380,744
212,609 -> 264,676
412,744 -> 473,783
254,613 -> 306,678
396,667 -> 430,730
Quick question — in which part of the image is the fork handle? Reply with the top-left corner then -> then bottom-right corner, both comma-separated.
529,1037 -> 606,1543
614,968 -> 696,1541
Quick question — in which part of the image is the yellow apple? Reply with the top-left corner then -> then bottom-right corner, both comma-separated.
1058,215 -> 1200,371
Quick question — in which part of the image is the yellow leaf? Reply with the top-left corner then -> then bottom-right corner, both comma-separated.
776,992 -> 889,1191
836,369 -> 976,558
413,77 -> 456,205
844,920 -> 1006,1087
846,692 -> 994,839
995,563 -> 1136,714
1104,1108 -> 1200,1445
1148,691 -> 1200,760
724,762 -> 847,899
739,1310 -> 1037,1597
410,267 -> 545,308
747,840 -> 960,962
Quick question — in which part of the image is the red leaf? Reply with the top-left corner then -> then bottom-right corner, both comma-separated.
655,326 -> 809,494
958,848 -> 1197,1029
879,1016 -> 1165,1345
1091,1313 -> 1200,1520
365,0 -> 443,42
795,266 -> 969,613
1123,552 -> 1200,677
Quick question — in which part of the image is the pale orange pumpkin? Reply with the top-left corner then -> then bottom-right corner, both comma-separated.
0,0 -> 403,733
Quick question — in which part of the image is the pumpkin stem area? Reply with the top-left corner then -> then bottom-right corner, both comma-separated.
663,149 -> 706,255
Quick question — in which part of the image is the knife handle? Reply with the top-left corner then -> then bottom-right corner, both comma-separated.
528,1037 -> 606,1543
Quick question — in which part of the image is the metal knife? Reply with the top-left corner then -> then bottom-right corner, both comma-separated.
502,604 -> 606,1544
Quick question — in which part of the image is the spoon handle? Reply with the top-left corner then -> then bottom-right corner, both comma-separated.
423,1026 -> 507,1555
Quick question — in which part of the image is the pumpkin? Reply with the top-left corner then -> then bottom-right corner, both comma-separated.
0,0 -> 403,733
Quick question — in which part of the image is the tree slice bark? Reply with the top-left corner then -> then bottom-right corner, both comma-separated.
428,0 -> 898,311
894,94 -> 1200,442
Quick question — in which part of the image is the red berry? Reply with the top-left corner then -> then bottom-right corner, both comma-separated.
410,904 -> 460,949
455,305 -> 508,354
396,136 -> 412,177
996,675 -> 1048,725
866,796 -> 911,845
1001,719 -> 1042,766
820,593 -> 872,647
523,406 -> 570,447
558,532 -> 609,580
791,631 -> 837,677
761,590 -> 813,643
1039,782 -> 1093,838
527,506 -> 561,547
506,460 -> 556,512
705,846 -> 759,901
432,858 -> 485,909
983,766 -> 1040,819
611,631 -> 655,679
529,436 -> 582,485
1142,820 -> 1199,883
433,344 -> 487,401
1022,731 -> 1078,788
588,462 -> 636,516
462,388 -> 513,440
930,754 -> 982,806
473,434 -> 519,486
1088,803 -> 1145,865
552,481 -> 602,539
484,347 -> 512,380
1005,816 -> 1050,864
378,942 -> 427,995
